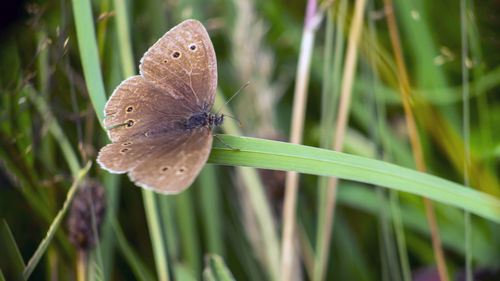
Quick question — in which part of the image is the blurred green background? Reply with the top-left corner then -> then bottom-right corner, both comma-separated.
1,0 -> 500,280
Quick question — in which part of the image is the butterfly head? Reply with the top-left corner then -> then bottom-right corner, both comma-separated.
209,113 -> 224,127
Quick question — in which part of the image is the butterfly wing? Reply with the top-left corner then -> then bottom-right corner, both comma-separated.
97,135 -> 168,174
128,128 -> 213,194
98,127 -> 213,194
139,19 -> 217,110
103,75 -> 195,143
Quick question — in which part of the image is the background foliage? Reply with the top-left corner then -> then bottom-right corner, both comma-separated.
1,0 -> 499,280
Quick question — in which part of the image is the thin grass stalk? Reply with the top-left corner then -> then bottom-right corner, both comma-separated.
88,186 -> 106,281
328,0 -> 347,124
159,196 -> 180,260
239,167 -> 280,281
100,172 -> 120,281
467,3 -> 492,171
315,1 -> 348,278
364,3 -> 410,280
0,138 -> 52,221
37,29 -> 49,98
26,86 -> 80,177
418,103 -> 500,196
365,4 -> 404,279
198,165 -> 224,255
9,81 -> 77,258
377,75 -> 414,280
298,223 -> 315,280
377,217 -> 389,281
172,9 -> 223,274
70,0 -> 107,125
281,1 -> 317,280
390,192 -> 412,281
214,92 -> 280,281
98,33 -> 123,281
335,214 -> 372,281
203,254 -> 237,281
143,192 -> 170,281
96,0 -> 111,60
35,32 -> 63,279
376,188 -> 401,281
314,9 -> 335,281
113,0 -> 135,78
319,11 -> 334,138
460,0 -> 472,280
145,0 -> 167,37
225,219 -> 267,281
382,0 -> 449,280
111,1 -> 171,279
112,0 -> 134,79
23,162 -> 92,279
176,190 -> 201,275
316,0 -> 367,280
76,250 -> 86,281
369,36 -> 412,279
110,217 -> 156,281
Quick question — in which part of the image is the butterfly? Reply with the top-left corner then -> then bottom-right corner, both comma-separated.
97,19 -> 223,194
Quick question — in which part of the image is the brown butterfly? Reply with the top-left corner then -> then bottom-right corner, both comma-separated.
97,19 -> 223,194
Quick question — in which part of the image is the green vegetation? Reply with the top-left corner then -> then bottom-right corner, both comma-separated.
1,0 -> 499,280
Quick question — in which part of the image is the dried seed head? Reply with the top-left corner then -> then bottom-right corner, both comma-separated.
67,180 -> 106,250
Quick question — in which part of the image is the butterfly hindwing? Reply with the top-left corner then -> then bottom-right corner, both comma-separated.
128,128 -> 213,194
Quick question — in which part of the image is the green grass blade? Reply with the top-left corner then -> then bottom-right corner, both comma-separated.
173,264 -> 198,281
214,92 -> 281,281
113,0 -> 135,78
339,183 -> 494,263
389,191 -> 412,281
198,165 -> 224,255
25,85 -> 80,177
158,196 -> 180,260
71,0 -> 107,124
99,29 -> 125,281
0,220 -> 25,280
335,214 -> 372,281
461,0 -> 472,279
176,190 -> 201,275
203,254 -> 236,281
23,161 -> 92,279
99,172 -> 120,281
143,191 -> 170,281
315,3 -> 346,280
209,135 -> 500,224
108,1 -> 171,279
110,217 -> 156,281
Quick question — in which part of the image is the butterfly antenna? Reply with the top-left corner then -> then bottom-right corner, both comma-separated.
224,114 -> 243,127
216,81 -> 250,114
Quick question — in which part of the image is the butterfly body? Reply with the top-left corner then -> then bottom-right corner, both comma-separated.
97,19 -> 221,194
184,112 -> 224,130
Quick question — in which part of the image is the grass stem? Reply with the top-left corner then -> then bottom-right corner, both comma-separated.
383,0 -> 450,279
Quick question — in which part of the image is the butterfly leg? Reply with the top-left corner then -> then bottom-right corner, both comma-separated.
214,135 -> 240,151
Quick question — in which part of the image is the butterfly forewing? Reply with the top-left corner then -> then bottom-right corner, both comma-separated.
139,20 -> 217,110
103,76 -> 195,143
